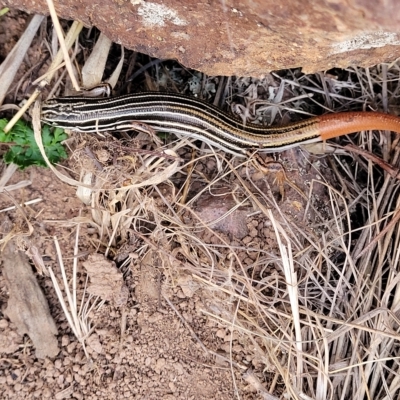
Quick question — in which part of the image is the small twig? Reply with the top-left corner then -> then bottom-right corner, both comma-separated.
0,198 -> 42,213
162,293 -> 209,355
355,209 -> 400,259
84,147 -> 104,171
163,293 -> 247,370
345,144 -> 400,180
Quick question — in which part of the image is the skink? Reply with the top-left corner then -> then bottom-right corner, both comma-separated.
40,91 -> 400,156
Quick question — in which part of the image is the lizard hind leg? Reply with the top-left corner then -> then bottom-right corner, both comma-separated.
251,156 -> 307,200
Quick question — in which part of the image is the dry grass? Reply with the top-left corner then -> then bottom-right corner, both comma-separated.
2,11 -> 400,400
62,62 -> 400,398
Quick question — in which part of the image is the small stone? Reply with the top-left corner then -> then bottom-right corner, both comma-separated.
154,358 -> 166,374
216,329 -> 226,339
87,334 -> 103,354
61,335 -> 70,347
0,319 -> 9,329
169,382 -> 176,392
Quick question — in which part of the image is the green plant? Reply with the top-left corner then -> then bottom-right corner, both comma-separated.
0,119 -> 68,169
0,8 -> 10,17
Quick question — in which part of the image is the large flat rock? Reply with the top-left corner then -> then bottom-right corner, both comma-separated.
4,0 -> 400,75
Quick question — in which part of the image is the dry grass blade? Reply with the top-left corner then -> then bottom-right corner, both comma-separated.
49,230 -> 103,359
81,33 -> 112,88
0,14 -> 44,105
0,198 -> 42,213
107,46 -> 125,89
268,210 -> 304,391
45,0 -> 79,91
4,20 -> 83,133
0,163 -> 19,188
72,30 -> 124,90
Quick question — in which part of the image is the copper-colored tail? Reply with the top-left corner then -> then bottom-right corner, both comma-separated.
317,112 -> 400,140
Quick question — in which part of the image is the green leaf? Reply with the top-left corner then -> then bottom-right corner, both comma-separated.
0,119 -> 7,130
1,118 -> 68,169
54,128 -> 68,142
0,8 -> 10,17
0,131 -> 7,142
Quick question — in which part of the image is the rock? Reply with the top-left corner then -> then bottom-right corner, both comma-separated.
4,0 -> 400,76
195,190 -> 250,239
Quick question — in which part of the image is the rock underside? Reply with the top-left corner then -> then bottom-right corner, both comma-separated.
4,0 -> 400,76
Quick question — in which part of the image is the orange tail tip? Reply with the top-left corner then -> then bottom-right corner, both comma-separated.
317,112 -> 400,140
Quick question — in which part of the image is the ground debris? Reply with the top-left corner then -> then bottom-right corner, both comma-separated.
2,235 -> 59,359
82,253 -> 128,307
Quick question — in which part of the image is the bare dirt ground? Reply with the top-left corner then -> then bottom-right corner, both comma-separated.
0,166 -> 247,399
0,143 -> 325,399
